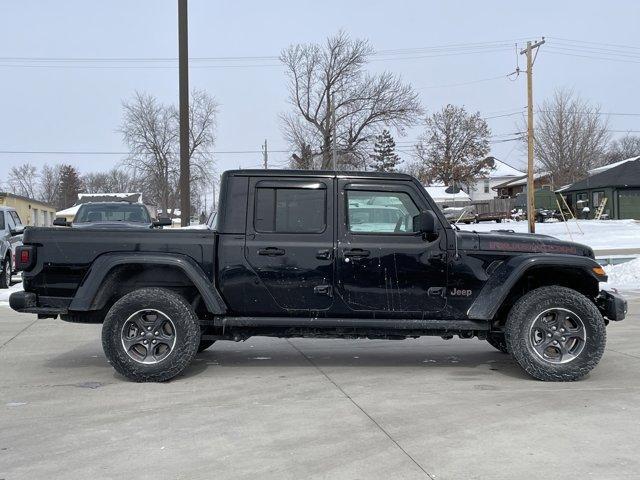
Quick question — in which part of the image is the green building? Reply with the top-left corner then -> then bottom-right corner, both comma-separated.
558,157 -> 640,219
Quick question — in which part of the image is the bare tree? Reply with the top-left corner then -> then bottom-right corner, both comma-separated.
82,168 -> 139,194
606,134 -> 640,163
39,164 -> 61,205
173,89 -> 217,204
120,90 -> 217,213
532,88 -> 610,186
120,92 -> 176,212
280,31 -> 422,169
414,104 -> 492,186
7,164 -> 38,199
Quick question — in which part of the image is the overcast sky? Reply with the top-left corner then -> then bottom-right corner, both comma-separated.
2,0 -> 639,180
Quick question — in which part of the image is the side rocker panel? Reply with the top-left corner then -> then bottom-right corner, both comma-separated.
69,253 -> 227,314
467,254 -> 603,320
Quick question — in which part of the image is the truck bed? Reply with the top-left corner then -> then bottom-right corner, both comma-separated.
21,226 -> 216,300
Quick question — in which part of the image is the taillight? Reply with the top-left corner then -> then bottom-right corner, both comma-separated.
15,246 -> 35,271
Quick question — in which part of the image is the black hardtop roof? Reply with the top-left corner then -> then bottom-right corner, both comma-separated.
224,169 -> 415,181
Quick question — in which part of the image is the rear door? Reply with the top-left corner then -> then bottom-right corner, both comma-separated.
336,180 -> 448,316
244,177 -> 335,312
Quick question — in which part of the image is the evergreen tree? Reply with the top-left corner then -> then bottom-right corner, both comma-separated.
369,130 -> 401,172
56,164 -> 83,210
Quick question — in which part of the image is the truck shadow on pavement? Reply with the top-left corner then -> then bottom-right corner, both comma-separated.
43,341 -> 531,382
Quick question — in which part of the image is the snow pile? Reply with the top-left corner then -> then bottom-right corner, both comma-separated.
0,279 -> 23,307
603,258 -> 640,292
459,219 -> 640,252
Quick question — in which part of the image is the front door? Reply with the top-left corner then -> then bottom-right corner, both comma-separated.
244,177 -> 335,312
336,180 -> 447,316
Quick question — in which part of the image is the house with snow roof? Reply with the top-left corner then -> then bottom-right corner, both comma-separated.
465,157 -> 524,201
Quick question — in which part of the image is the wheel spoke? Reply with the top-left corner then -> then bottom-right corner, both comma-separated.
122,335 -> 143,351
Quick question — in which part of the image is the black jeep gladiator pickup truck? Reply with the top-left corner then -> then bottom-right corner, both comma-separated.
10,170 -> 627,382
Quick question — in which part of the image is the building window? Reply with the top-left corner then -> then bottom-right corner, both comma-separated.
483,179 -> 490,194
254,187 -> 326,233
593,191 -> 605,207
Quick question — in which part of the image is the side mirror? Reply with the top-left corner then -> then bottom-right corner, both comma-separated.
413,211 -> 437,235
9,225 -> 25,236
152,217 -> 172,228
53,217 -> 70,227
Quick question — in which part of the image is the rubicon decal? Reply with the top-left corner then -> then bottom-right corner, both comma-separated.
486,241 -> 578,255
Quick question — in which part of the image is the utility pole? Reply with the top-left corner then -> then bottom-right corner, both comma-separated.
520,38 -> 545,234
178,0 -> 190,227
262,139 -> 268,169
331,93 -> 337,171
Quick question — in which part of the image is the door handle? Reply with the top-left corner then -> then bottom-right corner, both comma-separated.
316,249 -> 332,260
258,247 -> 285,256
343,248 -> 370,258
313,285 -> 333,297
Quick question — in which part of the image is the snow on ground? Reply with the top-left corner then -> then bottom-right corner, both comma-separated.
0,278 -> 23,307
458,219 -> 640,252
603,258 -> 640,292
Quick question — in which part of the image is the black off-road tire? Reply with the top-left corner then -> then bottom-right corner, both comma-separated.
0,257 -> 11,289
102,288 -> 201,382
197,340 -> 216,353
505,286 -> 606,381
486,333 -> 509,353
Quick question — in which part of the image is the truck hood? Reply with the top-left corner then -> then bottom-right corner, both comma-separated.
456,229 -> 594,258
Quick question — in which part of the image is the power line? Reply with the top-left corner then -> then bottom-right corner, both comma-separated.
418,74 -> 509,89
545,48 -> 640,65
546,36 -> 640,51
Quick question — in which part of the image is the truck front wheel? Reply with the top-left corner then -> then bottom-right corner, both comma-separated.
505,286 -> 606,381
102,288 -> 201,382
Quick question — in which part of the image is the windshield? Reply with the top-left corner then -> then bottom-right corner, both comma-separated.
75,203 -> 151,224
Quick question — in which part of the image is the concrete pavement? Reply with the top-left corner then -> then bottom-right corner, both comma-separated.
1,297 -> 640,480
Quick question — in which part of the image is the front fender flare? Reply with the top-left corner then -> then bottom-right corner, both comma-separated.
69,252 -> 227,314
467,254 -> 603,320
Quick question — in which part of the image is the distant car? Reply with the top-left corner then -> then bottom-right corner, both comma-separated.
54,202 -> 171,229
0,206 -> 24,289
442,206 -> 477,224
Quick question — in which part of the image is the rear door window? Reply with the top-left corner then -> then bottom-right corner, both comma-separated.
255,187 -> 326,233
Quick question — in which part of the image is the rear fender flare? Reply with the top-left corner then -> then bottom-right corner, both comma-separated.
467,254 -> 603,320
69,253 -> 227,314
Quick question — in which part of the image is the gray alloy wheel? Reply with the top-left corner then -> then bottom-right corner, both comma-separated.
528,308 -> 586,364
120,309 -> 177,365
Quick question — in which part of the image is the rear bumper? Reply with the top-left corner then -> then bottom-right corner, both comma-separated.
9,291 -> 69,316
597,290 -> 627,321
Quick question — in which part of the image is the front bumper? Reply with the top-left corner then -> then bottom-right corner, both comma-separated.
597,290 -> 627,321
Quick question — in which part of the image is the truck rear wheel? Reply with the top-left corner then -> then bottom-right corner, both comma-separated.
505,286 -> 606,381
102,288 -> 201,382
